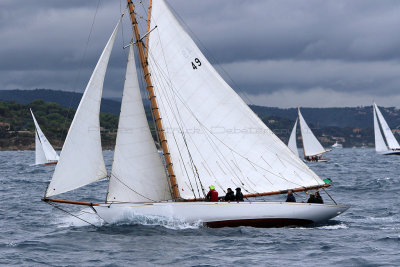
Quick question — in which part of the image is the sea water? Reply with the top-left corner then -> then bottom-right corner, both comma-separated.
0,149 -> 399,266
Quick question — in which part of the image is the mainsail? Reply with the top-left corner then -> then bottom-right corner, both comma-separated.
147,0 -> 325,199
288,118 -> 299,156
45,19 -> 121,197
298,109 -> 326,157
107,46 -> 171,202
30,109 -> 59,165
374,103 -> 400,150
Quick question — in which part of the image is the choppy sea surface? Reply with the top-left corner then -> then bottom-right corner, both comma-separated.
0,148 -> 399,266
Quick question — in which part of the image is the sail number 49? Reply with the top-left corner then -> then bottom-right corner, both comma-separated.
191,58 -> 201,69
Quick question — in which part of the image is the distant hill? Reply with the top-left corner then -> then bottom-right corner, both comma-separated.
250,105 -> 400,129
0,100 -> 119,150
0,89 -> 121,115
2,89 -> 400,130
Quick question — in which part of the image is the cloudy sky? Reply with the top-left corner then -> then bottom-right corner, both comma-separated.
1,0 -> 400,107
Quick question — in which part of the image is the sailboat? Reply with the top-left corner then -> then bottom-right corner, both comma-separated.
288,108 -> 330,162
30,109 -> 59,165
373,103 -> 400,155
42,0 -> 348,227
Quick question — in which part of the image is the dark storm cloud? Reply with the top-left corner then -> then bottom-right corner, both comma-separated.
1,0 -> 400,106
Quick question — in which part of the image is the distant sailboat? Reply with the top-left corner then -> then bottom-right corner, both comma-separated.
30,109 -> 59,165
41,0 -> 348,227
288,108 -> 330,162
373,103 -> 400,155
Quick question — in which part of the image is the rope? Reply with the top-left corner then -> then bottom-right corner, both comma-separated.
46,201 -> 99,228
109,173 -> 158,202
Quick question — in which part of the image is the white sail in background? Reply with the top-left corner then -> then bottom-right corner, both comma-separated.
373,104 -> 389,152
288,119 -> 299,157
107,46 -> 171,202
374,103 -> 400,149
298,109 -> 326,157
46,19 -> 121,197
35,130 -> 47,165
147,0 -> 324,199
30,109 -> 59,165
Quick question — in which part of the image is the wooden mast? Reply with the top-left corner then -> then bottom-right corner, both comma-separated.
144,0 -> 152,60
126,0 -> 180,200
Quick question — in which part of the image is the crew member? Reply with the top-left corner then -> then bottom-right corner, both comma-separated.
224,188 -> 235,202
235,187 -> 244,202
206,185 -> 218,202
314,191 -> 324,204
286,190 -> 296,202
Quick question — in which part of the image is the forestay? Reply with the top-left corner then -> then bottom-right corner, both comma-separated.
288,119 -> 299,157
107,46 -> 171,202
31,109 -> 59,164
46,19 -> 121,197
373,104 -> 389,152
298,109 -> 326,157
147,0 -> 324,199
374,103 -> 400,149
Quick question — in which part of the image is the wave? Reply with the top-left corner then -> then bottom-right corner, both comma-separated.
55,207 -> 202,230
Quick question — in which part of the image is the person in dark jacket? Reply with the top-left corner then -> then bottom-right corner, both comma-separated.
206,185 -> 219,202
235,187 -> 244,202
314,191 -> 324,204
286,190 -> 296,202
307,193 -> 316,203
224,188 -> 235,202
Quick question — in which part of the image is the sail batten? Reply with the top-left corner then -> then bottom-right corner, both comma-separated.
374,103 -> 400,150
147,0 -> 324,199
45,19 -> 121,197
107,46 -> 171,203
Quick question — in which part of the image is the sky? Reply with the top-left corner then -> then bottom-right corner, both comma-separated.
1,0 -> 400,108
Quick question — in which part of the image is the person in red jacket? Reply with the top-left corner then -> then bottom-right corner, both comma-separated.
206,185 -> 218,202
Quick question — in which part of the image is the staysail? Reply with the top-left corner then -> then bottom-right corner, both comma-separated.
288,118 -> 299,157
373,104 -> 388,152
107,46 -> 171,202
31,109 -> 59,165
374,103 -> 400,150
298,109 -> 326,157
147,0 -> 325,199
45,19 -> 121,197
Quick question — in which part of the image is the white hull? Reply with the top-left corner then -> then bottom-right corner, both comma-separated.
304,158 -> 329,163
94,201 -> 349,228
377,150 -> 400,155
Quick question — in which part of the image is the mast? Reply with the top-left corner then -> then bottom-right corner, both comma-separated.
144,0 -> 152,60
126,0 -> 180,200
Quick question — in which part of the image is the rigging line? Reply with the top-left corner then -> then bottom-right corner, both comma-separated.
57,0 -> 102,146
46,201 -> 99,228
109,173 -> 158,202
171,132 -> 199,198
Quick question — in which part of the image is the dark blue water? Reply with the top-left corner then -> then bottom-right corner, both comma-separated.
1,149 -> 399,266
